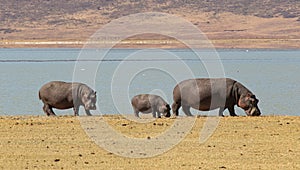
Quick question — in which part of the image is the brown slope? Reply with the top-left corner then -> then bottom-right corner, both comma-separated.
0,0 -> 300,48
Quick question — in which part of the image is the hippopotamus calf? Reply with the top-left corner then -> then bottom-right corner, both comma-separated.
172,78 -> 261,116
39,81 -> 97,116
131,94 -> 171,118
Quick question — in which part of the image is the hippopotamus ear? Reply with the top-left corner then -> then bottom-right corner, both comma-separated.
251,95 -> 259,103
247,94 -> 258,102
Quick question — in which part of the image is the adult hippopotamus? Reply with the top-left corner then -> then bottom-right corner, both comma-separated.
172,78 -> 261,116
39,81 -> 97,116
131,94 -> 171,118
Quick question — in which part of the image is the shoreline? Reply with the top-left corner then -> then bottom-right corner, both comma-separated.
1,38 -> 300,49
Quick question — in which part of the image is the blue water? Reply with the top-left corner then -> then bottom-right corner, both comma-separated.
0,48 -> 299,116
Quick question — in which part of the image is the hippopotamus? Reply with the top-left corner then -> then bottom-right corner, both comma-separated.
172,78 -> 261,116
131,94 -> 171,118
39,81 -> 97,116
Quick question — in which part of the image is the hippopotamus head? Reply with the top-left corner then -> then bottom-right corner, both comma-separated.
159,104 -> 171,117
238,93 -> 261,116
82,91 -> 97,110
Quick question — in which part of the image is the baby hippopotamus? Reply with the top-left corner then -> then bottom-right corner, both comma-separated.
39,81 -> 97,116
131,94 -> 171,118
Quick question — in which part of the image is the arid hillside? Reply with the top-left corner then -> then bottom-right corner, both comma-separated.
1,0 -> 300,48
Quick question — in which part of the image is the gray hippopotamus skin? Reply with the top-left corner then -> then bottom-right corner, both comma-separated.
172,78 -> 261,116
131,94 -> 171,118
39,81 -> 96,116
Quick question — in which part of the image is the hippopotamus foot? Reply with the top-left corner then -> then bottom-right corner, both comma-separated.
134,110 -> 140,118
73,106 -> 79,116
182,105 -> 193,116
85,109 -> 92,116
152,111 -> 162,118
228,106 -> 237,116
218,107 -> 225,117
152,111 -> 156,118
157,112 -> 162,118
157,113 -> 162,118
47,112 -> 56,116
230,113 -> 237,116
218,107 -> 237,117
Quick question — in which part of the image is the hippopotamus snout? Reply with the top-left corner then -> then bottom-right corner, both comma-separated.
85,102 -> 96,110
240,94 -> 261,116
245,106 -> 261,116
159,104 -> 171,117
165,111 -> 171,117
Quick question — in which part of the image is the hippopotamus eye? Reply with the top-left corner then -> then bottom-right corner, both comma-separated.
250,98 -> 259,105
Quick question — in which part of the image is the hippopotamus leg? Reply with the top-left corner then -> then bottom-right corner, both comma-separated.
134,109 -> 140,118
228,106 -> 237,116
182,105 -> 193,116
219,107 -> 225,117
85,109 -> 92,116
172,102 -> 181,116
219,106 -> 237,117
73,105 -> 79,116
43,104 -> 56,116
152,110 -> 156,118
157,112 -> 161,118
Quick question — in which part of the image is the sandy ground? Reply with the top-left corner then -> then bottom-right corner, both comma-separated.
0,115 -> 299,169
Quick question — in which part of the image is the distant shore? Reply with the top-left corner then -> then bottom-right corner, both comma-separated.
1,38 -> 300,49
0,115 -> 299,169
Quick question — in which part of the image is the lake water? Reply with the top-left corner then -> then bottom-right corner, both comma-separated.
0,48 -> 299,116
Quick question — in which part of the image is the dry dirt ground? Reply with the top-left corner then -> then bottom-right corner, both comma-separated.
0,115 -> 299,169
